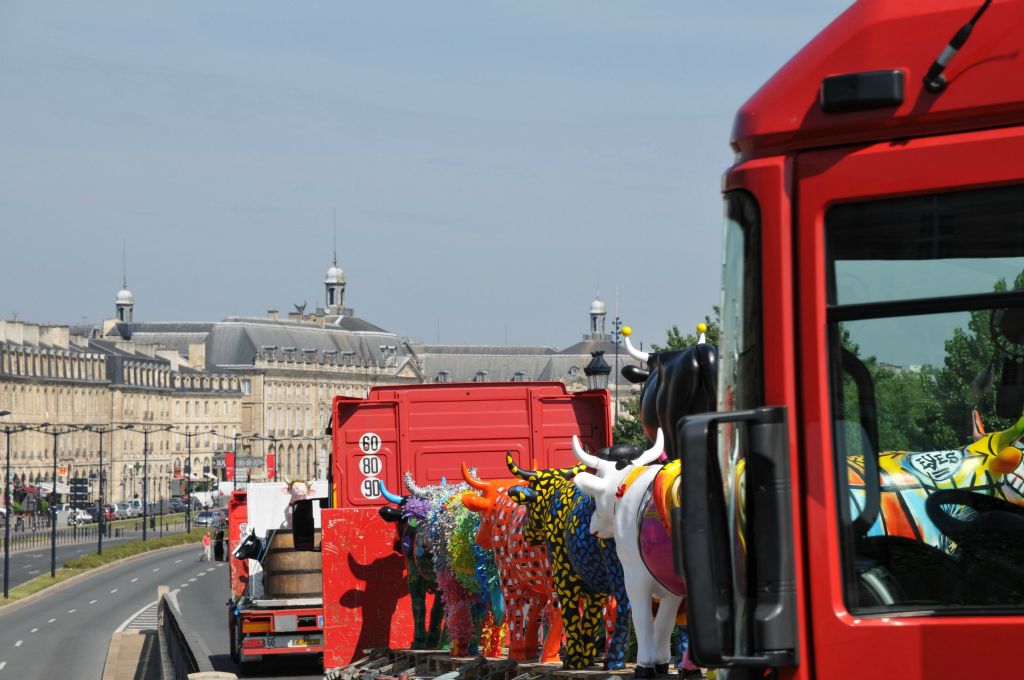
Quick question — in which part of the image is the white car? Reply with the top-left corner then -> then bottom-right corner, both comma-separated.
67,508 -> 92,526
128,500 -> 143,517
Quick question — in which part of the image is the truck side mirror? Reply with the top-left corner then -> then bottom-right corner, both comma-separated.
674,406 -> 797,669
293,498 -> 328,551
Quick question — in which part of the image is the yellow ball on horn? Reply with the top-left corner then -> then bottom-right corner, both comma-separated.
622,326 -> 632,337
697,323 -> 708,334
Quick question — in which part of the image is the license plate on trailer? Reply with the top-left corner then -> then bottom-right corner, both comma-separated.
264,636 -> 275,648
289,637 -> 321,647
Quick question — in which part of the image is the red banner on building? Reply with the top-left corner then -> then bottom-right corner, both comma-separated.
225,452 -> 235,481
266,452 -> 275,481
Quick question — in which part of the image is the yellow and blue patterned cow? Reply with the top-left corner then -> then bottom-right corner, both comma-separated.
506,455 -> 630,670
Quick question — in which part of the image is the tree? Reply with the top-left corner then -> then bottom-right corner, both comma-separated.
650,306 -> 721,352
612,397 -> 646,446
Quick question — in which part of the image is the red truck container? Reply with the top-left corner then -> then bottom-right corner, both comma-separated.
315,381 -> 612,670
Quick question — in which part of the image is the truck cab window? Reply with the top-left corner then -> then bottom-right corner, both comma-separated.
826,184 -> 1024,615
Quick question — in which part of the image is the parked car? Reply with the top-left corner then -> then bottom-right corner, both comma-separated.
128,499 -> 143,517
194,510 -> 225,527
67,508 -> 92,526
103,504 -> 118,521
82,506 -> 101,523
115,503 -> 131,520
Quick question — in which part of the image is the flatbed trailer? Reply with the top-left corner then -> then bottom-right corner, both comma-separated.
227,482 -> 329,667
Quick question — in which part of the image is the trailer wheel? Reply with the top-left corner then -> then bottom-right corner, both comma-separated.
229,610 -> 241,664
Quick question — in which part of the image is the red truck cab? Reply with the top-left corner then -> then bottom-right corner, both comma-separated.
678,2 -> 1024,679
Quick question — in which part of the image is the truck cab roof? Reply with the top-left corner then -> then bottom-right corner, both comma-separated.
731,0 -> 1024,160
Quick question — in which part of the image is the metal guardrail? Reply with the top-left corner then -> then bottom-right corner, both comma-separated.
158,587 -> 234,680
1,520 -> 187,553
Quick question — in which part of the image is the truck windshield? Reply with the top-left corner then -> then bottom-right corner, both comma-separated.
827,183 -> 1024,615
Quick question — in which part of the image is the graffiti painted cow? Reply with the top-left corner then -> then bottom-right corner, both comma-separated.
460,463 -> 563,662
506,456 -> 630,670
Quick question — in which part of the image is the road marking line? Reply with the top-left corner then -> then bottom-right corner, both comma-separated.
48,618 -> 56,623
14,641 -> 22,647
152,568 -> 159,572
0,661 -> 6,670
89,600 -> 97,604
115,599 -> 158,633
174,559 -> 182,563
28,570 -> 39,575
68,609 -> 76,613
110,588 -> 118,593
30,628 -> 37,633
206,568 -> 215,572
188,578 -> 197,582
131,578 -> 139,583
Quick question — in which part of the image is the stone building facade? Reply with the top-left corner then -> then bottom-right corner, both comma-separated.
0,317 -> 243,506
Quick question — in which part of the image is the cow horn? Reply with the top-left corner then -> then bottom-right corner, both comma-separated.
571,435 -> 601,469
379,479 -> 404,505
972,409 -> 986,442
624,335 -> 649,363
462,462 -> 487,490
506,451 -> 538,481
403,471 -> 429,498
633,428 -> 666,467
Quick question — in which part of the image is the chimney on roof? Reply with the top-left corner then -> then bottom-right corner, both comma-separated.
268,309 -> 279,321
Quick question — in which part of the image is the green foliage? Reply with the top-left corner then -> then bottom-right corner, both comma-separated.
842,271 -> 1024,452
651,306 -> 722,352
613,397 -> 646,447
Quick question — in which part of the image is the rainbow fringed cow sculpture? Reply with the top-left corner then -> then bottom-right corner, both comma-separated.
405,472 -> 505,657
506,456 -> 630,670
460,463 -> 564,662
378,480 -> 445,650
573,429 -> 700,679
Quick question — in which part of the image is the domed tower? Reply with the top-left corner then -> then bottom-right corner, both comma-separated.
590,295 -> 607,340
325,254 -> 346,316
115,278 -> 134,323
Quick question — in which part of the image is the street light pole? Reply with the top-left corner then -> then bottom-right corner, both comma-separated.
37,424 -> 74,579
612,316 -> 623,426
185,431 -> 192,534
143,428 -> 148,541
1,410 -> 18,599
233,431 -> 240,491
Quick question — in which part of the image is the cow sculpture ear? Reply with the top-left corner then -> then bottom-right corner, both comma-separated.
574,471 -> 604,498
508,485 -> 537,505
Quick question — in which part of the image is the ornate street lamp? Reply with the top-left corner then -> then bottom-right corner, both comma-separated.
584,350 -> 612,390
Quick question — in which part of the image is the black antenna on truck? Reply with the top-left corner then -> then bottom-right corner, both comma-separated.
923,0 -> 992,93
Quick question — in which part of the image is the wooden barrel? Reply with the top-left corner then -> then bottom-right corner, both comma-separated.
262,529 -> 323,598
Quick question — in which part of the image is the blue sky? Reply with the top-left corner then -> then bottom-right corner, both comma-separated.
0,1 -> 851,348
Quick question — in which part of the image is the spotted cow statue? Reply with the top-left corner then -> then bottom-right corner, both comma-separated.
506,456 -> 630,670
460,463 -> 564,662
378,480 -> 445,650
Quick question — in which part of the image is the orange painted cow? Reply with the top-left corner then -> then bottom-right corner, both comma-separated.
460,463 -> 563,662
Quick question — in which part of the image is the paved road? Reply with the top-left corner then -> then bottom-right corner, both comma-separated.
175,563 -> 322,679
0,543 -> 208,678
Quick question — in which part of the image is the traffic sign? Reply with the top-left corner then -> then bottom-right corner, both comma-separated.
232,456 -> 264,470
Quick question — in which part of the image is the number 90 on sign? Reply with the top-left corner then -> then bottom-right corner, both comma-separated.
361,478 -> 382,499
